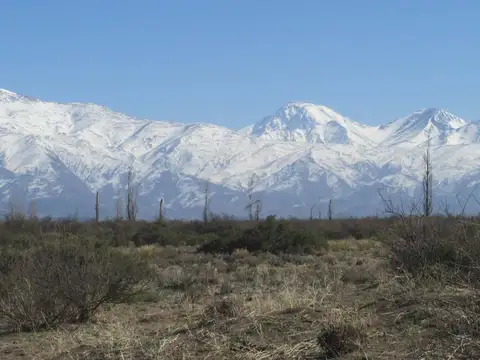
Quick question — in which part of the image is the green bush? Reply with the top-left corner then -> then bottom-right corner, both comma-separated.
198,216 -> 328,255
195,233 -> 229,254
132,222 -> 168,246
0,235 -> 154,332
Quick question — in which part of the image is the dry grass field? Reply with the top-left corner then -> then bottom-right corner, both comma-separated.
1,216 -> 480,359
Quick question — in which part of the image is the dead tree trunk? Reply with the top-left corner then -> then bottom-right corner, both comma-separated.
158,198 -> 164,222
203,181 -> 210,225
95,191 -> 100,223
115,192 -> 123,220
422,135 -> 433,217
126,168 -> 138,221
310,203 -> 316,220
328,199 -> 333,220
28,200 -> 37,220
254,200 -> 262,221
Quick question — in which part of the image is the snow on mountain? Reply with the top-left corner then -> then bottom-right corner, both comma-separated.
246,102 -> 377,147
376,108 -> 469,147
0,88 -> 38,104
1,89 -> 480,219
445,123 -> 480,145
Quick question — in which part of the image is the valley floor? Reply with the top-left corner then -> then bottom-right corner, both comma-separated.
1,239 -> 479,359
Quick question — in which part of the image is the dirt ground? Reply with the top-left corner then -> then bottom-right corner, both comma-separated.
1,239 -> 479,359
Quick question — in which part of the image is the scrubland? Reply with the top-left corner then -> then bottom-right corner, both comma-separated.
1,215 -> 479,359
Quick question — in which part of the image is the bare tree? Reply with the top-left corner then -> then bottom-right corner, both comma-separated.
245,174 -> 258,220
254,199 -> 262,221
203,181 -> 210,225
95,191 -> 100,223
310,203 -> 317,220
28,200 -> 37,220
126,167 -> 139,221
7,199 -> 15,219
115,190 -> 123,220
441,197 -> 451,217
244,173 -> 264,221
7,197 -> 24,220
422,133 -> 433,217
158,198 -> 165,222
72,207 -> 79,221
327,199 -> 333,220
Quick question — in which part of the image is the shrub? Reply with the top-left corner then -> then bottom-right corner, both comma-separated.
0,235 -> 154,332
195,233 -> 230,254
382,216 -> 480,282
198,216 -> 328,255
203,297 -> 243,320
317,320 -> 367,358
132,222 -> 168,246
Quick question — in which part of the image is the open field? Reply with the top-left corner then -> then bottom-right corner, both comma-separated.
1,216 -> 480,359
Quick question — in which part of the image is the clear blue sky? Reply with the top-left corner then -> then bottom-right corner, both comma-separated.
1,0 -> 479,127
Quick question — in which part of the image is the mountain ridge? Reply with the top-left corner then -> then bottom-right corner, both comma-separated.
0,88 -> 479,219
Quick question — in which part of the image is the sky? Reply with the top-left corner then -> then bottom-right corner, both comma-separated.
1,0 -> 479,128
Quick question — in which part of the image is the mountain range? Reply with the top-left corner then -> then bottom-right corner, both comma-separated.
1,88 -> 480,219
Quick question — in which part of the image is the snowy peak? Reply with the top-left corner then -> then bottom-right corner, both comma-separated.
0,88 -> 472,151
275,101 -> 345,124
403,108 -> 467,130
253,101 -> 345,132
377,108 -> 469,146
0,89 -> 20,102
248,101 -> 372,146
0,89 -> 37,103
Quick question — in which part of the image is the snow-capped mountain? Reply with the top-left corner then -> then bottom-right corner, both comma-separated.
0,88 -> 480,219
375,108 -> 469,147
244,101 -> 376,147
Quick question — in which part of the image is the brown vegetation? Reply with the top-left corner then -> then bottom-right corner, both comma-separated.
0,214 -> 479,359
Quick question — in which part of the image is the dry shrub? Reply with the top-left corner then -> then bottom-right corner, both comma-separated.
198,216 -> 328,255
44,310 -> 182,360
341,266 -> 377,285
418,286 -> 480,338
0,215 -> 391,254
0,236 -> 154,332
203,297 -> 243,320
381,216 -> 480,282
317,311 -> 368,358
157,265 -> 196,291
